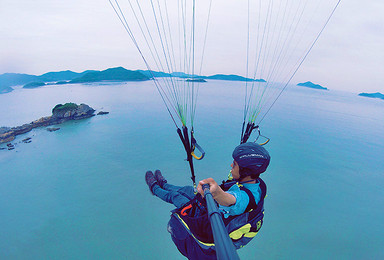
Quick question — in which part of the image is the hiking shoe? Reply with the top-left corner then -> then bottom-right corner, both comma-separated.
145,171 -> 158,195
154,169 -> 167,188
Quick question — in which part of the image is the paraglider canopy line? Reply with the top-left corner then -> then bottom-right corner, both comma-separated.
257,0 -> 342,126
108,0 -> 181,128
117,0 -> 208,130
241,0 -> 343,140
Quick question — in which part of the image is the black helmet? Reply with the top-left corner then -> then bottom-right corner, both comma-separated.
232,142 -> 270,177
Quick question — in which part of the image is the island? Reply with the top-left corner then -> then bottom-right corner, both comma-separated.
186,78 -> 207,82
358,92 -> 384,100
0,86 -> 13,94
55,81 -> 69,85
0,103 -> 95,144
23,82 -> 46,88
297,81 -> 328,90
69,67 -> 150,83
204,74 -> 266,82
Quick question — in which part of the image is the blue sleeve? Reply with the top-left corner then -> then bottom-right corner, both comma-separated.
219,185 -> 250,218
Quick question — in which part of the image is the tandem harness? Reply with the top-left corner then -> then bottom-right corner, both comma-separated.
167,178 -> 267,259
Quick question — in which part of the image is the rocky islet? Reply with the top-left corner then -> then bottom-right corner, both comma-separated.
0,103 -> 108,148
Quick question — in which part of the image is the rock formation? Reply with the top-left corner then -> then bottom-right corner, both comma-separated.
97,111 -> 109,115
0,103 -> 95,144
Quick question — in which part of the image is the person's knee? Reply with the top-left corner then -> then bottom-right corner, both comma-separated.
178,186 -> 195,200
170,192 -> 190,208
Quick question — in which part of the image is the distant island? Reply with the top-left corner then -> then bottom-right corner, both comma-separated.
358,92 -> 384,100
0,103 -> 97,144
69,67 -> 149,83
24,82 -> 46,88
203,74 -> 266,82
1,67 -> 266,94
186,78 -> 207,82
0,86 -> 13,94
297,81 -> 328,90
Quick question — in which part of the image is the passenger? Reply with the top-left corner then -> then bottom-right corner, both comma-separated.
145,142 -> 270,259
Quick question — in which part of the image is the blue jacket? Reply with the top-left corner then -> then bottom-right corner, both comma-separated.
219,181 -> 261,218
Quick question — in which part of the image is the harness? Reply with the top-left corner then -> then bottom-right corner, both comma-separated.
168,178 -> 267,252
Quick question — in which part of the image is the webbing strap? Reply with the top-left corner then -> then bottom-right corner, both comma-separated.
239,186 -> 257,213
177,126 -> 196,188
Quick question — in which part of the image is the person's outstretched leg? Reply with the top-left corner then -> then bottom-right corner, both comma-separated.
146,170 -> 191,208
152,185 -> 191,208
154,170 -> 195,201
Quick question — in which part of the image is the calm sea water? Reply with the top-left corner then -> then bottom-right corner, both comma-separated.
0,81 -> 383,259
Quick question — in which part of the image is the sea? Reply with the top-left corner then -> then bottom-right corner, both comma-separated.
0,80 -> 383,259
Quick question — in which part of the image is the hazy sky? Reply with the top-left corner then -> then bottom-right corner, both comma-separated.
0,0 -> 383,93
